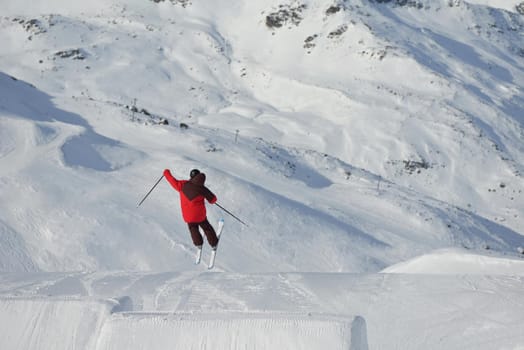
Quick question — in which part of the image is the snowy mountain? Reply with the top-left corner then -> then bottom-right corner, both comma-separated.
1,0 -> 524,348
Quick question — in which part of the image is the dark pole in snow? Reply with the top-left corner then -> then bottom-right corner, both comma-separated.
215,203 -> 248,227
137,174 -> 164,207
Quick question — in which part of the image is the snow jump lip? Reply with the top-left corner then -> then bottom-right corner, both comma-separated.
98,311 -> 368,350
0,296 -> 368,350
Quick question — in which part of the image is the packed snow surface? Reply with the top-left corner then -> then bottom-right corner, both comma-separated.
1,0 -> 524,348
1,270 -> 523,350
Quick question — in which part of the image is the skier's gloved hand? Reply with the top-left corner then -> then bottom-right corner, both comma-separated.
163,169 -> 171,177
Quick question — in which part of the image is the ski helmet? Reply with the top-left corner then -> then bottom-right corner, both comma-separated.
190,169 -> 200,178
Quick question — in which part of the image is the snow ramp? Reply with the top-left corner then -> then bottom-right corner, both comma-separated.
97,312 -> 367,350
0,297 -> 110,349
0,297 -> 367,350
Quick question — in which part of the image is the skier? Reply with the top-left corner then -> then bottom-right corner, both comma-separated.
163,168 -> 219,251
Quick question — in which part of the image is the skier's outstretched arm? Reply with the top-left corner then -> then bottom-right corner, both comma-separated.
163,169 -> 183,191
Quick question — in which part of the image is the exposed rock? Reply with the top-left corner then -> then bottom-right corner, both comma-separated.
266,4 -> 307,29
328,25 -> 348,39
403,160 -> 430,174
326,5 -> 341,15
370,0 -> 424,8
54,49 -> 87,60
150,0 -> 191,7
517,2 -> 524,15
303,34 -> 318,49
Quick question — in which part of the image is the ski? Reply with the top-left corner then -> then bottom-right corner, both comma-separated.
208,249 -> 217,269
195,246 -> 202,265
208,218 -> 224,269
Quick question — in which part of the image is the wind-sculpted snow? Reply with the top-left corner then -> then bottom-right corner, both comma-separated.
0,72 -> 141,172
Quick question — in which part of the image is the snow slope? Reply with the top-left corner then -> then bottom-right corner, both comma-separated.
1,0 -> 523,273
383,248 -> 524,274
0,0 -> 524,348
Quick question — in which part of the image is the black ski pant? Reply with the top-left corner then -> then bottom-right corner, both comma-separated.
188,218 -> 218,248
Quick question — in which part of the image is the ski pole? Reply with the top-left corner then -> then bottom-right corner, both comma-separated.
137,174 -> 164,207
215,203 -> 248,227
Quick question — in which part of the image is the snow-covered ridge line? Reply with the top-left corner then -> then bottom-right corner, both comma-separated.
382,248 -> 524,274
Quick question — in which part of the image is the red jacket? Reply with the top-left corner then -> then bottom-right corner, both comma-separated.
164,169 -> 217,223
